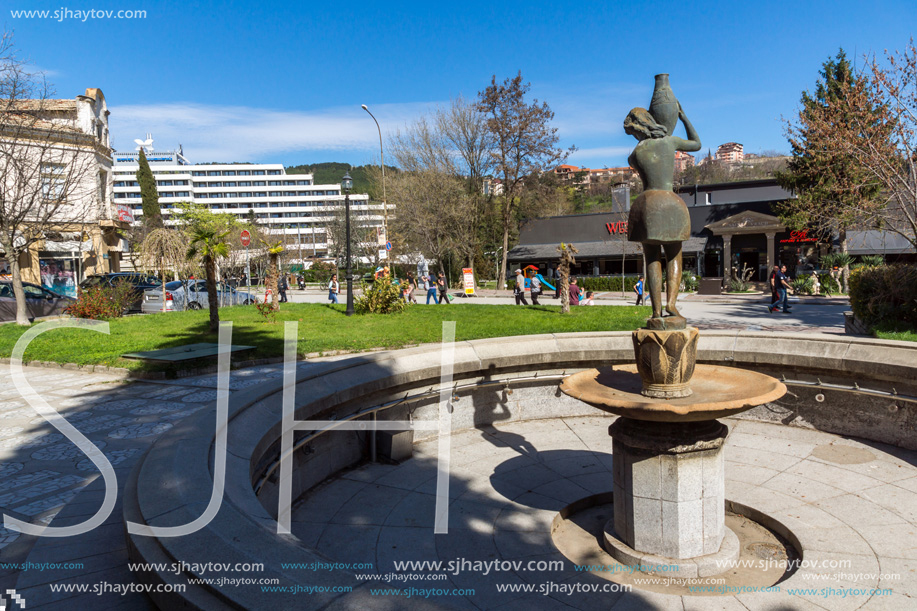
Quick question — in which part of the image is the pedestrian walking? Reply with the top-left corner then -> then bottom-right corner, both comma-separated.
424,275 -> 439,304
768,264 -> 779,311
767,265 -> 792,313
437,272 -> 449,304
405,271 -> 418,304
529,269 -> 543,305
513,268 -> 528,305
279,275 -> 288,303
634,276 -> 645,306
328,274 -> 339,304
568,277 -> 581,306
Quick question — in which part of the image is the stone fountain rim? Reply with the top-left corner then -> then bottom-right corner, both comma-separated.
559,363 -> 788,422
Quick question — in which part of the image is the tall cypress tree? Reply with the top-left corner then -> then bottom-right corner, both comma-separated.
136,149 -> 162,228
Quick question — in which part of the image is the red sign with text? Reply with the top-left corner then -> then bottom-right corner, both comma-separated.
241,230 -> 251,247
606,221 -> 628,235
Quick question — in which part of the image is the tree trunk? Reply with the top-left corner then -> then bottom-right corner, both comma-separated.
559,258 -> 570,314
498,227 -> 509,289
4,248 -> 30,326
160,262 -> 167,313
269,254 -> 279,311
839,228 -> 850,294
206,257 -> 219,333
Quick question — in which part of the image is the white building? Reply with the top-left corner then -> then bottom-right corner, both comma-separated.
111,142 -> 382,259
1,88 -> 130,296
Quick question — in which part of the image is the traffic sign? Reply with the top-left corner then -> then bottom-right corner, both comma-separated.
241,230 -> 251,247
385,241 -> 392,251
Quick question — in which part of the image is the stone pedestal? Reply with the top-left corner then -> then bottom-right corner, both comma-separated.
632,327 -> 698,398
610,417 -> 727,560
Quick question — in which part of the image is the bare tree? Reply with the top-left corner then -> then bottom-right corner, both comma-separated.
0,32 -> 99,324
477,72 -> 573,289
389,170 -> 471,274
325,203 -> 380,270
834,41 -> 917,251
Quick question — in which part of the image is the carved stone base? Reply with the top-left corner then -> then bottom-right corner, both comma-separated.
632,327 -> 698,398
646,315 -> 686,331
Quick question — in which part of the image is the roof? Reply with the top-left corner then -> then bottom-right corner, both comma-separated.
6,99 -> 77,112
508,237 -> 708,260
0,112 -> 83,133
846,230 -> 915,255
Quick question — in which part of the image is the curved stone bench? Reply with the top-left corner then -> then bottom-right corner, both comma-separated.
124,330 -> 917,609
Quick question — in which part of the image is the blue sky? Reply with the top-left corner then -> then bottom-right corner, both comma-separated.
7,0 -> 916,169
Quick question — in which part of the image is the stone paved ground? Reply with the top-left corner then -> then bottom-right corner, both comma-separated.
292,416 -> 917,610
0,361 -> 320,608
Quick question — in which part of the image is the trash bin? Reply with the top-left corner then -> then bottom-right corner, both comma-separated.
698,277 -> 723,295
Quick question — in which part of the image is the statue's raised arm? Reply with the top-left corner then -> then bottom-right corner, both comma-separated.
672,102 -> 701,153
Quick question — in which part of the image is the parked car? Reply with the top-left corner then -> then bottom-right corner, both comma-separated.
0,280 -> 75,322
141,280 -> 258,313
79,273 -> 161,313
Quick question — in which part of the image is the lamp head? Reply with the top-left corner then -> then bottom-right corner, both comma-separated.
361,104 -> 368,110
342,172 -> 353,192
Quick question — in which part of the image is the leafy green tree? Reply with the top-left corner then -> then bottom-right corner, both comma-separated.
776,49 -> 887,293
136,149 -> 162,228
187,228 -> 230,332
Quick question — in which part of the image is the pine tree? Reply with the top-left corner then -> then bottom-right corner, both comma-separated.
136,149 -> 162,228
776,49 -> 886,293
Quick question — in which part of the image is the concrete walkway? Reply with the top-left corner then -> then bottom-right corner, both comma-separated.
292,416 -> 917,610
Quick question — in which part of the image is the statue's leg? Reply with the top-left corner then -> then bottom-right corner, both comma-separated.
663,242 -> 683,317
644,243 -> 663,319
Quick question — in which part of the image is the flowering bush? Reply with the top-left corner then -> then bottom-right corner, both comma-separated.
65,280 -> 137,319
254,293 -> 276,322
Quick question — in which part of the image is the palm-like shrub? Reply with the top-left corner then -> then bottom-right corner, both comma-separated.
187,228 -> 230,332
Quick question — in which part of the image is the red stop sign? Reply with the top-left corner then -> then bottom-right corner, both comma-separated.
241,230 -> 251,246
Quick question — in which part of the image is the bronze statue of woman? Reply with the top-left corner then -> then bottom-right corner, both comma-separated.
625,78 -> 701,328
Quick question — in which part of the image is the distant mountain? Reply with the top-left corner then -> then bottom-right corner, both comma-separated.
285,162 -> 398,197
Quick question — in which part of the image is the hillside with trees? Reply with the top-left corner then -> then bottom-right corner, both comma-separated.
285,162 -> 397,195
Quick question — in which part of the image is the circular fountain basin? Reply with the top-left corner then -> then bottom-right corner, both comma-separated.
560,364 -> 787,422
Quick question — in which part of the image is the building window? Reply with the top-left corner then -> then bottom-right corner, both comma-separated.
268,181 -> 282,186
238,170 -> 250,176
253,181 -> 266,186
252,170 -> 265,176
239,181 -> 251,187
222,171 -> 236,176
41,163 -> 67,201
267,170 -> 281,175
208,171 -> 220,176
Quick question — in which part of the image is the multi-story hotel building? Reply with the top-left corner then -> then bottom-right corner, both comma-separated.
111,144 -> 380,260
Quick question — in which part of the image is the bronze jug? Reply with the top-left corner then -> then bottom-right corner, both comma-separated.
649,73 -> 678,136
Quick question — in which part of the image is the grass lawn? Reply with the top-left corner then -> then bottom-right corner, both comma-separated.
0,303 -> 651,373
873,323 -> 917,343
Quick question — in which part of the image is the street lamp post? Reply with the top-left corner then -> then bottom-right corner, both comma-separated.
343,172 -> 354,316
361,104 -> 387,249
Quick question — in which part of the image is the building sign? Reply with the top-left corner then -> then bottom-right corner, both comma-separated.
462,268 -> 475,295
780,230 -> 818,243
606,221 -> 628,235
115,204 -> 135,223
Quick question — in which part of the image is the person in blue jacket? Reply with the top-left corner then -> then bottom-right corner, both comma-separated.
524,266 -> 555,305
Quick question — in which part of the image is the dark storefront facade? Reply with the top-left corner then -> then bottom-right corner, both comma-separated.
508,179 -> 914,282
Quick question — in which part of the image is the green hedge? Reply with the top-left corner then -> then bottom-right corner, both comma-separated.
849,264 -> 917,328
